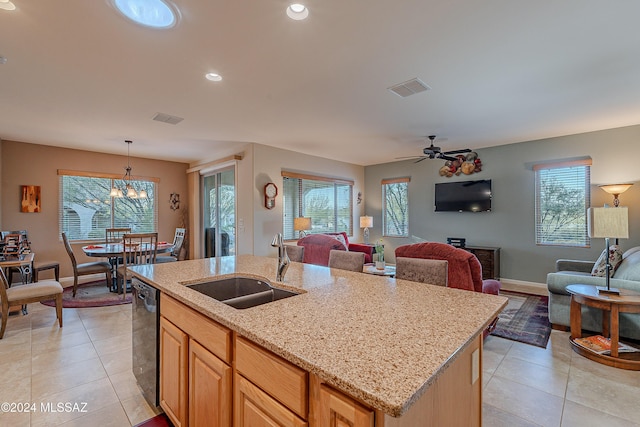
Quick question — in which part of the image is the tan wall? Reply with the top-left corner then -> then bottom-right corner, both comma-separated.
1,140 -> 189,280
252,144 -> 366,257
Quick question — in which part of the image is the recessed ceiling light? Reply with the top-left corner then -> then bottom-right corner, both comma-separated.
205,73 -> 222,82
0,0 -> 16,11
286,3 -> 309,20
112,0 -> 179,29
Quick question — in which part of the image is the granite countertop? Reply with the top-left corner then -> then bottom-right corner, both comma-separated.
130,255 -> 507,417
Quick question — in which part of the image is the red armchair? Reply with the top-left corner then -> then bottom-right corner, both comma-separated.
395,242 -> 501,336
324,232 -> 374,263
297,234 -> 347,266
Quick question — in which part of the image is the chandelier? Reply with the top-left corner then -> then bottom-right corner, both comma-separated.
110,140 -> 147,199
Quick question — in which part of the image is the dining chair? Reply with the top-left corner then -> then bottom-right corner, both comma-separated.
105,227 -> 132,244
0,267 -> 63,339
62,232 -> 113,297
285,245 -> 304,263
328,249 -> 365,272
117,232 -> 158,299
155,228 -> 185,263
395,257 -> 448,286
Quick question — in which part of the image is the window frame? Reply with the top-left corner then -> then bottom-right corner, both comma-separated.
382,177 -> 410,238
58,169 -> 159,242
281,171 -> 354,241
534,159 -> 592,247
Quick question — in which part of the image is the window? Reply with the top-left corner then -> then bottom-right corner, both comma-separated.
282,172 -> 353,240
534,159 -> 591,247
59,170 -> 158,241
382,177 -> 410,237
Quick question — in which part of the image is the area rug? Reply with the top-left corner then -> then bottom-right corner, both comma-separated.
491,290 -> 551,348
41,280 -> 132,308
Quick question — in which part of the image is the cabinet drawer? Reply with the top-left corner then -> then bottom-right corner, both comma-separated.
235,336 -> 308,419
161,294 -> 232,364
235,374 -> 307,427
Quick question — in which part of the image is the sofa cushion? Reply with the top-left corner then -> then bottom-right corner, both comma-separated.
614,250 -> 640,281
327,233 -> 348,249
591,245 -> 623,277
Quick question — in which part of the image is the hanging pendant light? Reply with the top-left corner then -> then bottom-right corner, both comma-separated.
110,140 -> 147,198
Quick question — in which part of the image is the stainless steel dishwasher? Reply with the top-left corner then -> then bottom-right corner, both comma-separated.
132,278 -> 160,407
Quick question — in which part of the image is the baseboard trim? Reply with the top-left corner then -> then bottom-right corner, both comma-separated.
499,278 -> 547,296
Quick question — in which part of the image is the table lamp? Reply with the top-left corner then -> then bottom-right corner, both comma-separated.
587,206 -> 629,294
360,216 -> 373,244
293,217 -> 311,239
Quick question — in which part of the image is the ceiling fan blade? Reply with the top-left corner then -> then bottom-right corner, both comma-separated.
443,149 -> 471,155
395,155 -> 424,160
414,157 -> 428,163
440,154 -> 458,162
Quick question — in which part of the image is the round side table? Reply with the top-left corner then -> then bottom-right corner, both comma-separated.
567,284 -> 640,370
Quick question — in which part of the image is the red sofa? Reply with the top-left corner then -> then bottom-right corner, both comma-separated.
296,232 -> 374,266
395,242 -> 501,337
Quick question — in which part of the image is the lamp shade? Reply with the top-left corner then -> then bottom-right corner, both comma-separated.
588,207 -> 629,239
359,216 -> 373,228
599,184 -> 633,196
294,217 -> 312,231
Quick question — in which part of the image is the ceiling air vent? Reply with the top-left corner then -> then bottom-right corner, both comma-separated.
388,78 -> 431,98
152,112 -> 184,125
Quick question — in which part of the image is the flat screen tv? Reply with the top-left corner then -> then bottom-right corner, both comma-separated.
434,179 -> 492,212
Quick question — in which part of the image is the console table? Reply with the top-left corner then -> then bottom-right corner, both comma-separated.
463,246 -> 500,280
567,284 -> 640,370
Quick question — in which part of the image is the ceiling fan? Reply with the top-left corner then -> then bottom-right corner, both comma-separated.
397,135 -> 472,163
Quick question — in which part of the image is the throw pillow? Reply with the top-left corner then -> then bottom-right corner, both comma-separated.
591,245 -> 623,277
328,233 -> 348,250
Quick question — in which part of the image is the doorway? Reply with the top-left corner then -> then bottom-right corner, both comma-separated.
202,167 -> 236,257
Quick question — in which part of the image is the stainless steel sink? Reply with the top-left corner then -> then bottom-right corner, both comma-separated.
186,277 -> 300,309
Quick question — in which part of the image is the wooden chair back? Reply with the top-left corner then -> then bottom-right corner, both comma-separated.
122,233 -> 159,268
106,227 -> 132,244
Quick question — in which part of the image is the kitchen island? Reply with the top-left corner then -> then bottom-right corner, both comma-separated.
130,255 -> 507,426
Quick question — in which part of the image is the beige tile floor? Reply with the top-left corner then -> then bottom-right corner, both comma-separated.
2,302 -> 640,426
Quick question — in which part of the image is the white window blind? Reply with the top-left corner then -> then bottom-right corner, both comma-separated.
282,172 -> 353,240
59,170 -> 158,241
534,160 -> 591,247
382,177 -> 410,237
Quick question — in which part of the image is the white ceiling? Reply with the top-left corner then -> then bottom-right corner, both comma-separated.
1,1 -> 640,166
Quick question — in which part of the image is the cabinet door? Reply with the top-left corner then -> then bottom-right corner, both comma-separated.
160,316 -> 188,427
189,339 -> 232,427
235,374 -> 307,427
319,385 -> 374,427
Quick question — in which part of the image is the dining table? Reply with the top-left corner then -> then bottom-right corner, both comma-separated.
82,242 -> 173,292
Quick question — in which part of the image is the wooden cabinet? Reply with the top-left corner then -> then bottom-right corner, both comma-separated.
159,316 -> 188,427
318,384 -> 374,427
190,340 -> 232,426
235,373 -> 307,427
464,246 -> 500,280
160,295 -> 233,427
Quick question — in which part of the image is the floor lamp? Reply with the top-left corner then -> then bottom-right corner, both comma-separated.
587,206 -> 629,295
